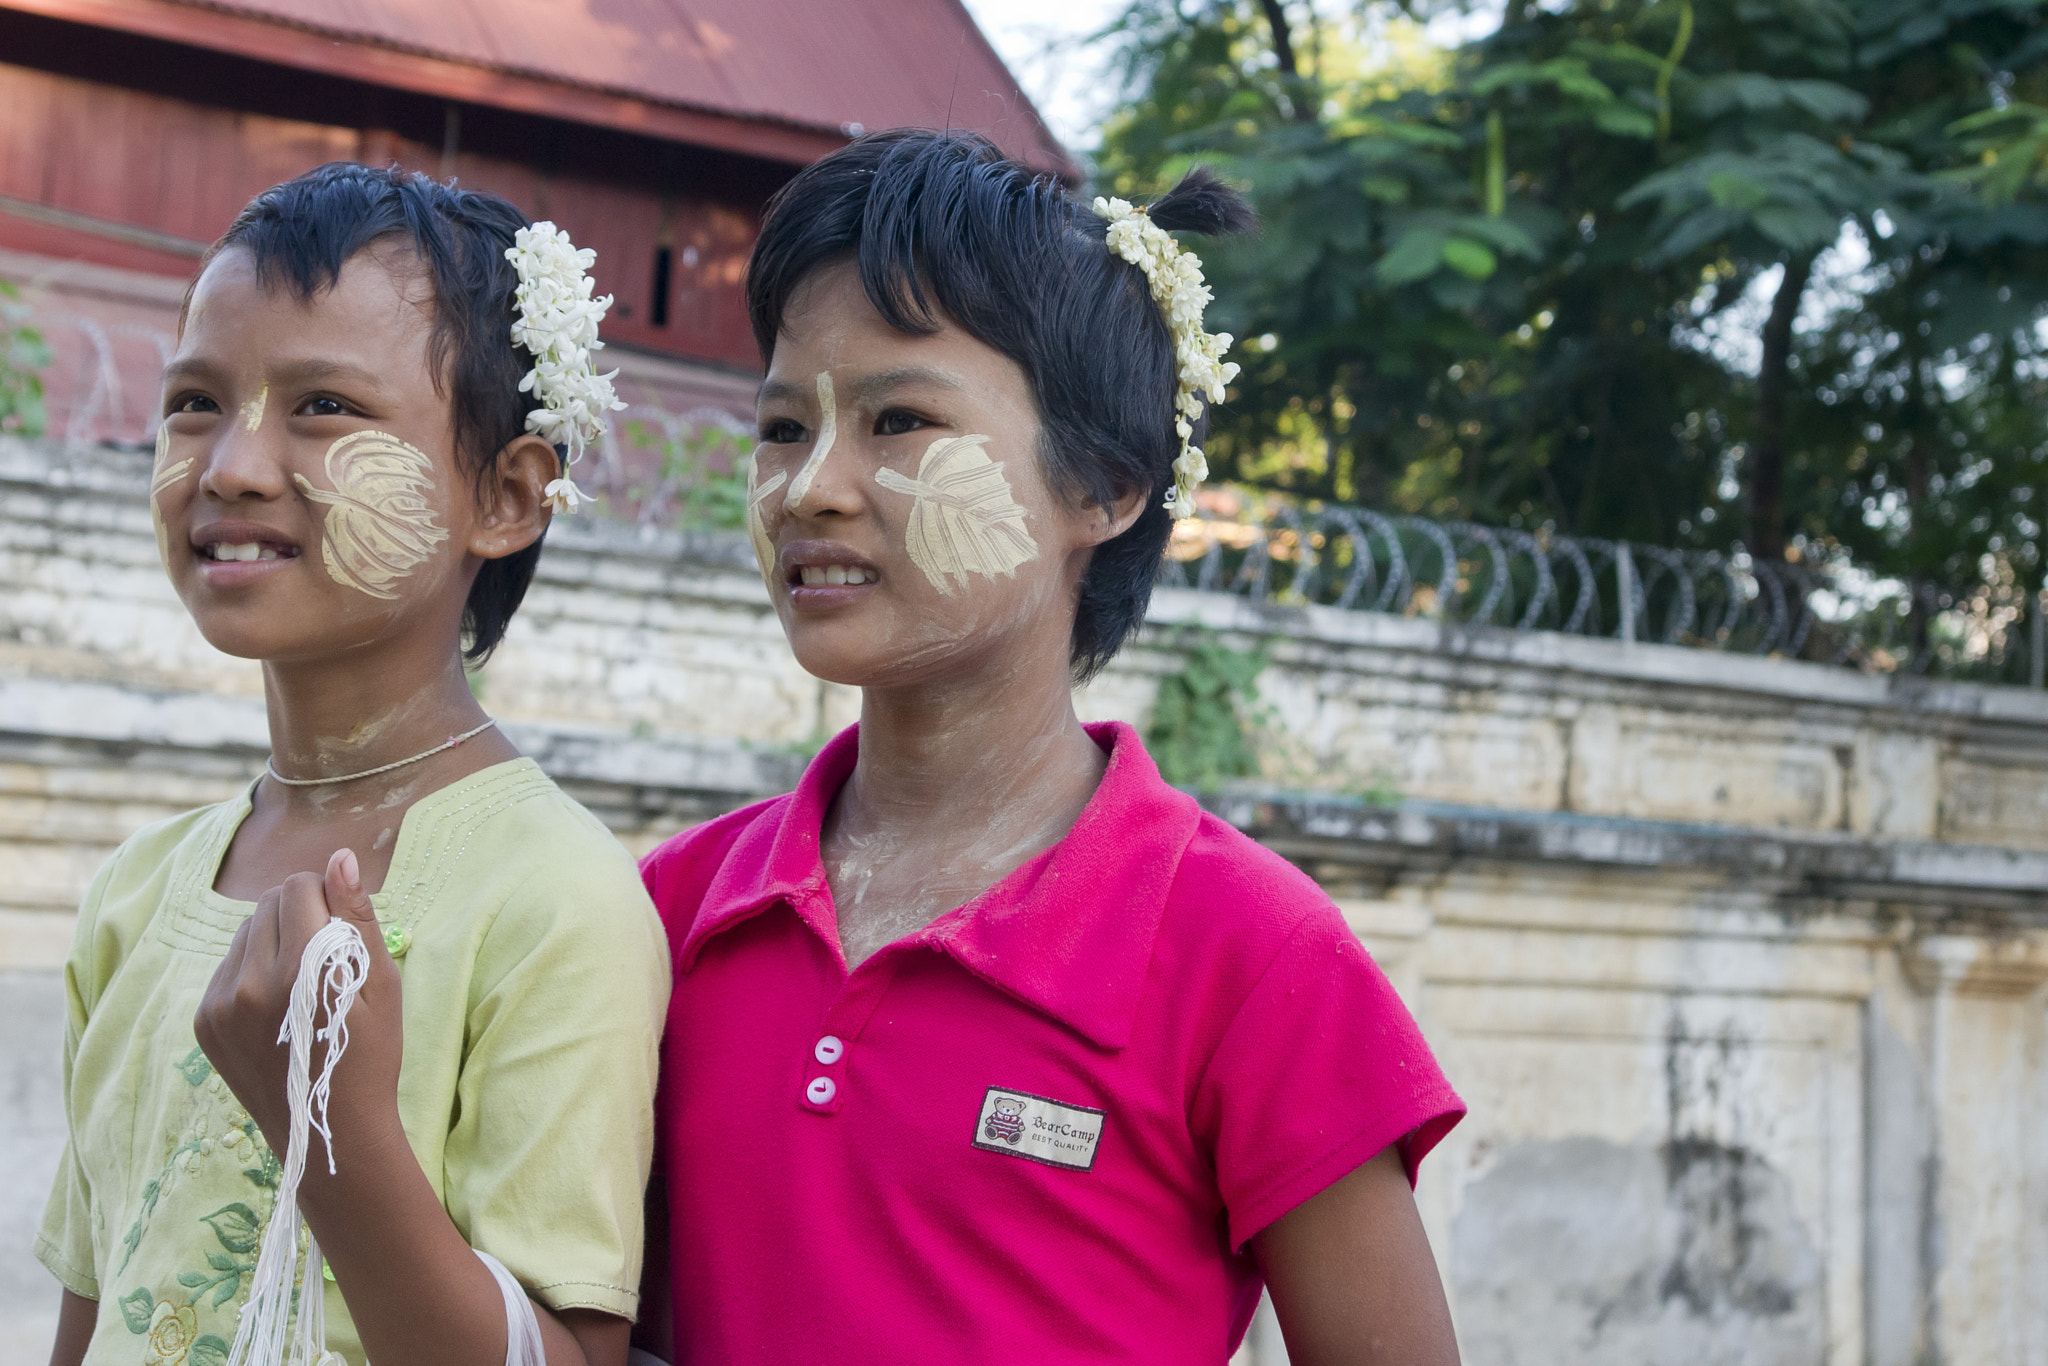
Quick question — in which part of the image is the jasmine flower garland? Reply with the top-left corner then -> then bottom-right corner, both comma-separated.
505,222 -> 626,513
1091,196 -> 1241,519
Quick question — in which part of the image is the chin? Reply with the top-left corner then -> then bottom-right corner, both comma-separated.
181,593 -> 377,664
184,609 -> 322,662
784,631 -> 891,689
189,622 -> 303,662
785,611 -> 990,692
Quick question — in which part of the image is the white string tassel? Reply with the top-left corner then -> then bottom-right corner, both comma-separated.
291,1230 -> 331,1366
476,1249 -> 547,1366
222,917 -> 543,1366
226,918 -> 368,1366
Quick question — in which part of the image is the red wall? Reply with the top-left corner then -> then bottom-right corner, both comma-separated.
0,58 -> 760,370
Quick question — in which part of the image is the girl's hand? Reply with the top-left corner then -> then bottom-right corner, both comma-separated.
195,848 -> 405,1162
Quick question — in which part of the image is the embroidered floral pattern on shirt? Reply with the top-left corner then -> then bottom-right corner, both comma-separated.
142,1300 -> 216,1366
114,1045 -> 280,1363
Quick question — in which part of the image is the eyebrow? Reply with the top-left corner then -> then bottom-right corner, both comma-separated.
757,366 -> 967,410
161,357 -> 394,395
848,367 -> 966,403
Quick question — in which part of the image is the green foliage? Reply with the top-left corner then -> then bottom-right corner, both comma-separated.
621,417 -> 751,530
1094,0 -> 2048,652
1145,631 -> 1272,789
1947,102 -> 2048,203
0,280 -> 51,436
1354,765 -> 1403,808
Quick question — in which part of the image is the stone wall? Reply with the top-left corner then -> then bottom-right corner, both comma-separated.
4,437 -> 2045,1364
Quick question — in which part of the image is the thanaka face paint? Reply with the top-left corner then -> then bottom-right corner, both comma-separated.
746,450 -> 788,590
150,425 -> 194,569
781,371 -> 838,511
291,430 -> 450,599
238,381 -> 268,433
873,433 -> 1039,593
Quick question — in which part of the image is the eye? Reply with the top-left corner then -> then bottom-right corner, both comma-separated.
296,395 -> 352,418
170,394 -> 221,415
874,408 -> 929,438
758,418 -> 806,444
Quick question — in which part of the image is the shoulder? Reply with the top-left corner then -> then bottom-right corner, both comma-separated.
83,800 -> 236,932
425,760 -> 612,849
405,765 -> 661,955
66,799 -> 241,1010
1164,810 -> 1341,952
1150,810 -> 1388,1022
102,802 -> 231,882
638,794 -> 789,933
437,780 -> 671,1012
403,762 -> 632,891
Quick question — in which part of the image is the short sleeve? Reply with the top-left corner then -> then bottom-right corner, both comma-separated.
1191,907 -> 1463,1251
441,844 -> 671,1319
35,852 -> 120,1298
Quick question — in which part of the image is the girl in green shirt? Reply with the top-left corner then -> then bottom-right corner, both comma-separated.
39,163 -> 668,1366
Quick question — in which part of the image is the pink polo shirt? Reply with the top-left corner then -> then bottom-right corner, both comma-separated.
643,722 -> 1463,1362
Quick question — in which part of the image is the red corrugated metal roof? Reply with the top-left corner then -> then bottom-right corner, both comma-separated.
2,0 -> 1071,173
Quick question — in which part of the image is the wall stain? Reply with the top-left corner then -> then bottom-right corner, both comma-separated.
1453,1135 -> 1824,1366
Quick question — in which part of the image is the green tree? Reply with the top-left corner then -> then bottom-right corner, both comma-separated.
1096,0 -> 2048,666
1774,2 -> 2048,668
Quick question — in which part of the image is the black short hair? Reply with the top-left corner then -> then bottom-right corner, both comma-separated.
746,131 -> 1256,680
196,162 -> 546,663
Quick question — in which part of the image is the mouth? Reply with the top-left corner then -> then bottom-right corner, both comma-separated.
782,543 -> 881,609
189,524 -> 303,580
199,541 -> 297,563
792,564 -> 879,587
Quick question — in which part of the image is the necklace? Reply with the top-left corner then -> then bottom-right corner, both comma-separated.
265,718 -> 499,787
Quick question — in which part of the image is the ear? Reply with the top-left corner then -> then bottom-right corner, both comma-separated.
1078,484 -> 1150,550
467,432 -> 561,560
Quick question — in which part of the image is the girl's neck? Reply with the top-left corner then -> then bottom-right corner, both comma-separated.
261,631 -> 488,788
823,645 -> 1107,968
216,626 -> 513,901
842,651 -> 1104,847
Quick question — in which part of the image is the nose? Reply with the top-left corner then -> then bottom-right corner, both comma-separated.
196,418 -> 290,504
782,372 -> 863,520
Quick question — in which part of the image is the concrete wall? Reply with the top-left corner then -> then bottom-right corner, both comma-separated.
5,437 -> 2046,1363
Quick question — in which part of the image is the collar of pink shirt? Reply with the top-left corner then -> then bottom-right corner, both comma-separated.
676,720 -> 1201,1049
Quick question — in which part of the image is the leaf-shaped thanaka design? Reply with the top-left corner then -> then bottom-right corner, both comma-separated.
746,452 -> 788,589
291,430 -> 449,600
873,434 -> 1039,594
781,371 -> 838,510
150,425 -> 193,568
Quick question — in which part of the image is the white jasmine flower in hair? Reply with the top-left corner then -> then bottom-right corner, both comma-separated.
506,221 -> 626,514
542,477 -> 587,515
1092,195 -> 1238,519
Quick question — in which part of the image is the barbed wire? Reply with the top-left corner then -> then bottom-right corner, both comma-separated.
1157,499 -> 2029,681
25,308 -> 175,451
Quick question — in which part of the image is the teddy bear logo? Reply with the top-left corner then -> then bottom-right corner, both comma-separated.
983,1096 -> 1027,1145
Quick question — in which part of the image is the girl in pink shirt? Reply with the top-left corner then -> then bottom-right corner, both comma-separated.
638,130 -> 1464,1364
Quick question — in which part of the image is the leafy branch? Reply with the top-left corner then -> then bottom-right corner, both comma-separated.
0,280 -> 51,436
1146,630 -> 1274,789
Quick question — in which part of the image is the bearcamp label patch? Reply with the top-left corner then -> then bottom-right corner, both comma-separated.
973,1087 -> 1105,1171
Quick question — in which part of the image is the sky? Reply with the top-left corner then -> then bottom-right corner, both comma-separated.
958,0 -> 1128,152
959,1 -> 1506,155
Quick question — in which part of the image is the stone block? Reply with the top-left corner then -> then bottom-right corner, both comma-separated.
1568,706 -> 1845,829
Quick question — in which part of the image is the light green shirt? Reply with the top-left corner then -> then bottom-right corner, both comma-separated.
36,759 -> 670,1366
